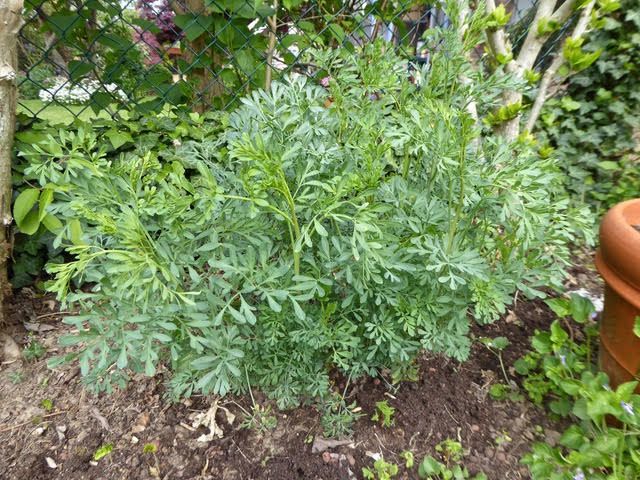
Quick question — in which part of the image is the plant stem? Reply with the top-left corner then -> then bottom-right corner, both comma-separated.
278,170 -> 301,275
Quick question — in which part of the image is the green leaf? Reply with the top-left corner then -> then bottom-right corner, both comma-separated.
634,317 -> 640,338
105,129 -> 133,149
42,214 -> 63,234
68,61 -> 93,82
14,188 -> 40,229
545,297 -> 570,317
174,14 -> 214,42
569,293 -> 594,323
93,443 -> 114,461
418,456 -> 443,477
38,189 -> 54,221
291,297 -> 305,320
560,425 -> 584,449
45,14 -> 83,38
69,219 -> 84,245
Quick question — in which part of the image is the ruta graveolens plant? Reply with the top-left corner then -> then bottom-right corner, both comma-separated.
22,11 -> 590,407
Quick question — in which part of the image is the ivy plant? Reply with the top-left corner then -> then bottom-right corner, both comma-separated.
539,0 -> 640,211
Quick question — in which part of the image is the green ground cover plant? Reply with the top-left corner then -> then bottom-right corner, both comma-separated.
14,15 -> 590,406
517,295 -> 640,479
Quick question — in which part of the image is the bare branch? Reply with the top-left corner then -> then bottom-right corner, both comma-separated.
525,0 -> 596,132
516,0 -> 560,73
265,0 -> 279,91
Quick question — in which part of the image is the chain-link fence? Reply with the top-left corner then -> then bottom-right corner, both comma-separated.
17,0 -> 538,122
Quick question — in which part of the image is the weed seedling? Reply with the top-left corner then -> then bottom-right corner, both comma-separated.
240,404 -> 278,434
400,450 -> 414,468
436,439 -> 463,465
240,367 -> 278,434
143,443 -> 158,454
40,399 -> 54,412
371,400 -> 395,427
418,440 -> 487,479
319,391 -> 362,438
23,336 -> 46,361
9,371 -> 24,384
363,457 -> 399,480
93,443 -> 113,461
479,336 -> 510,383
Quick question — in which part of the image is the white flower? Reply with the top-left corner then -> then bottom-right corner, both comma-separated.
621,401 -> 634,416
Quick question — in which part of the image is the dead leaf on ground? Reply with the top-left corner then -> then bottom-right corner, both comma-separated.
24,322 -> 57,333
311,437 -> 354,453
190,399 -> 236,442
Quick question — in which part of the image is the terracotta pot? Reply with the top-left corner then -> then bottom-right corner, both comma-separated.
595,198 -> 640,388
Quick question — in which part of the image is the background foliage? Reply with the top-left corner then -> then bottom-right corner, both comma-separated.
540,0 -> 640,211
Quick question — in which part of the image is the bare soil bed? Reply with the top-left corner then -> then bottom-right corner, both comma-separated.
0,251 -> 601,480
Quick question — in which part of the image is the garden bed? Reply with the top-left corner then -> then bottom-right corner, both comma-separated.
0,251 -> 600,480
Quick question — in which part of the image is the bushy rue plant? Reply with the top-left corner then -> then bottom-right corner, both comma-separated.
17,27 -> 589,406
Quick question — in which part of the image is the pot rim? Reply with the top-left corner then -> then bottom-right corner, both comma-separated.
597,198 -> 640,298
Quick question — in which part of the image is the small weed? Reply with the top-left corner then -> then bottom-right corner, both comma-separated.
40,399 -> 54,412
320,391 -> 363,438
93,443 -> 113,461
400,450 -> 414,468
9,371 -> 24,384
143,443 -> 157,454
436,439 -> 463,465
391,362 -> 419,384
419,441 -> 486,479
494,432 -> 512,446
479,336 -> 510,383
363,457 -> 399,480
371,400 -> 395,427
240,404 -> 278,434
23,336 -> 46,361
241,367 -> 279,434
488,382 -> 523,402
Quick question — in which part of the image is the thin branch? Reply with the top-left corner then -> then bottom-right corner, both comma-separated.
264,0 -> 279,91
515,0 -> 559,73
525,0 -> 596,132
456,0 -> 480,150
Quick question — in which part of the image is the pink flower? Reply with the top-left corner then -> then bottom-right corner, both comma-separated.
320,76 -> 331,87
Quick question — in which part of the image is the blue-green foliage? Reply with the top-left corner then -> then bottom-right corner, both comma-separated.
18,36 -> 590,406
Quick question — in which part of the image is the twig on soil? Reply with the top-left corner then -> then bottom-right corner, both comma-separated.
232,439 -> 250,463
35,311 -> 73,320
443,404 -> 460,425
374,432 -> 397,456
201,457 -> 210,476
0,411 -> 66,434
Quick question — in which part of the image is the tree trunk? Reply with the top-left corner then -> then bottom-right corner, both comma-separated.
0,0 -> 23,324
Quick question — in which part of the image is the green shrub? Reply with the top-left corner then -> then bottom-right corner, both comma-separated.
18,37 -> 590,406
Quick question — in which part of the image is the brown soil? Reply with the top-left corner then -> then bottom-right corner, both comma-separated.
0,251 -> 602,480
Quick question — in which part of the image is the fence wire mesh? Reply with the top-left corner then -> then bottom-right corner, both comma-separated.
18,0 -> 539,122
